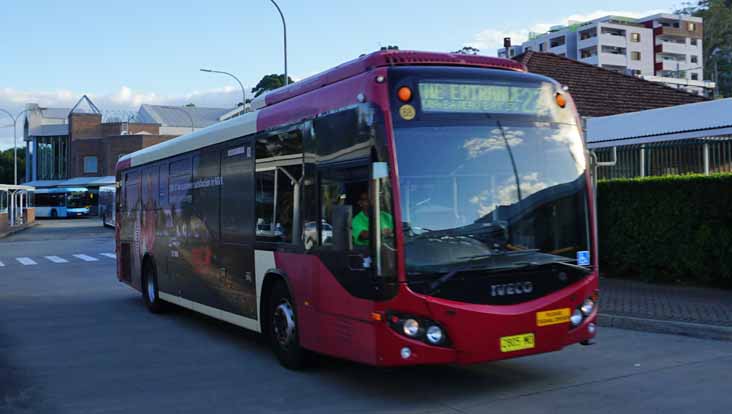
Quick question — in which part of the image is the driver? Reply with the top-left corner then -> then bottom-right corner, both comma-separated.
352,192 -> 393,247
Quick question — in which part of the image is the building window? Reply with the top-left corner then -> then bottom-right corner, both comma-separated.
688,22 -> 696,31
550,36 -> 566,48
690,55 -> 698,63
539,43 -> 545,52
631,51 -> 642,61
631,33 -> 641,42
691,73 -> 699,80
83,156 -> 98,174
690,38 -> 698,46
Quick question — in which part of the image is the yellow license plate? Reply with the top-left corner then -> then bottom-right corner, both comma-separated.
500,333 -> 535,352
536,308 -> 571,327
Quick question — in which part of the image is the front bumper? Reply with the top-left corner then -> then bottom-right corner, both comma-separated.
372,274 -> 598,366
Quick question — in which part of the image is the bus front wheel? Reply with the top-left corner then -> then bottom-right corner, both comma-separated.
142,261 -> 165,314
50,209 -> 58,218
268,280 -> 308,370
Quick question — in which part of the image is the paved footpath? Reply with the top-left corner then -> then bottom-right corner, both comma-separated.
599,278 -> 732,340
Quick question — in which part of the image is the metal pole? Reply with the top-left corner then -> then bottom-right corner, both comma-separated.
200,69 -> 247,107
269,0 -> 288,86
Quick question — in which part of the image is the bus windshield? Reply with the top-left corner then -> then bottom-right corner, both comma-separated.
66,191 -> 88,209
395,119 -> 589,276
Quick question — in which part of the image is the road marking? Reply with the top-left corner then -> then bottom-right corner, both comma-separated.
0,260 -> 4,267
73,254 -> 98,262
100,253 -> 116,259
45,256 -> 69,264
17,257 -> 37,266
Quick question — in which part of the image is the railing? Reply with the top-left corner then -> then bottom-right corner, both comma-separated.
594,138 -> 732,180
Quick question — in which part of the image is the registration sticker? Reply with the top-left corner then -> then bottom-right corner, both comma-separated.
399,104 -> 416,120
537,308 -> 571,327
500,333 -> 535,352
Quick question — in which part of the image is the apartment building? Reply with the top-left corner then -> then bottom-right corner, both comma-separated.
499,14 -> 713,96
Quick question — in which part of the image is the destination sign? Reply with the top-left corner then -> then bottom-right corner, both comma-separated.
418,83 -> 544,115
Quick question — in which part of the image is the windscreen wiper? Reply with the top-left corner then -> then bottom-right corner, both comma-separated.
458,249 -> 539,261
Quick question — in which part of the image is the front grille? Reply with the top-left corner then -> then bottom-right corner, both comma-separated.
408,264 -> 588,305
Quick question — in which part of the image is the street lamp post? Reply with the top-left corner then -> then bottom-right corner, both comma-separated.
200,69 -> 247,108
268,0 -> 288,86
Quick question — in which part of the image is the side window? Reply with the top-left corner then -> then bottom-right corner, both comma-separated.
169,157 -> 192,209
125,171 -> 140,211
221,142 -> 254,243
158,163 -> 169,208
255,129 -> 304,244
142,166 -> 158,211
192,151 -> 221,241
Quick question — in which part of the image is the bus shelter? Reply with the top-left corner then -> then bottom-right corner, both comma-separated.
0,184 -> 36,232
586,99 -> 732,179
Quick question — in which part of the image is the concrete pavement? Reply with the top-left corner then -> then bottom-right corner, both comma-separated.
1,219 -> 731,413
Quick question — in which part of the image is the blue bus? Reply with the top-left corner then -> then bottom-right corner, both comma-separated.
34,187 -> 91,218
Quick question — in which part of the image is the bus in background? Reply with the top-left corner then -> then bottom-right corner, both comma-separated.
116,50 -> 598,369
34,187 -> 91,218
99,185 -> 116,227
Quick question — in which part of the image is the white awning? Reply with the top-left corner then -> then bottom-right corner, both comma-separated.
587,98 -> 732,148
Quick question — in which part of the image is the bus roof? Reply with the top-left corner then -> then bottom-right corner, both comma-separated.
117,50 -> 526,171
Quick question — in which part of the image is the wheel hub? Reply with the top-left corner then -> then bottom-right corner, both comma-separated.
273,301 -> 296,346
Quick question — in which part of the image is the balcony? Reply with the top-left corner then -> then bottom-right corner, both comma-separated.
577,36 -> 598,50
654,25 -> 702,39
655,59 -> 690,72
655,41 -> 690,55
600,52 -> 628,67
599,33 -> 627,48
580,55 -> 599,65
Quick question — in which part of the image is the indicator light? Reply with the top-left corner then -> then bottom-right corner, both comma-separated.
555,93 -> 567,108
397,86 -> 413,102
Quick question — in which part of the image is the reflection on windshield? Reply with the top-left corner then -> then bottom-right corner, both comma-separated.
67,192 -> 88,209
395,121 -> 589,272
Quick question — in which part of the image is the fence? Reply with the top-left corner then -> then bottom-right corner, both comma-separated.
594,136 -> 732,180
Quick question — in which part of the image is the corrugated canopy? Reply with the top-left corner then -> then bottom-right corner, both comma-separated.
587,99 -> 732,148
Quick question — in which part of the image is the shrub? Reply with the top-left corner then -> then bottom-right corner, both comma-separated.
597,173 -> 732,288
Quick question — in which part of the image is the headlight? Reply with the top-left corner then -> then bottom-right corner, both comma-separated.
570,309 -> 583,326
426,325 -> 444,344
402,318 -> 420,337
580,299 -> 595,316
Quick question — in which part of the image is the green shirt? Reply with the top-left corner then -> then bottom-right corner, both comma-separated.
352,211 -> 393,246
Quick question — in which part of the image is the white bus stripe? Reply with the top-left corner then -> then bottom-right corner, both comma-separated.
100,253 -> 116,259
17,257 -> 37,266
73,254 -> 98,262
158,292 -> 260,333
45,256 -> 69,264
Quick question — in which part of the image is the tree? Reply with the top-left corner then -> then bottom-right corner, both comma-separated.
679,0 -> 732,97
452,46 -> 480,55
251,74 -> 295,98
0,147 -> 26,184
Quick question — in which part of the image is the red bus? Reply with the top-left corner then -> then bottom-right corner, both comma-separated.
115,50 -> 598,369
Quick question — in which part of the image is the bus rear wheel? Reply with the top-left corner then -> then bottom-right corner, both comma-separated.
268,280 -> 308,370
142,261 -> 165,314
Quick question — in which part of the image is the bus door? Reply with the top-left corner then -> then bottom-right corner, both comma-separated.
316,162 -> 378,302
218,140 -> 257,319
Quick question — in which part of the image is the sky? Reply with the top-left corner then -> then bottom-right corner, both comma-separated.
0,0 -> 677,149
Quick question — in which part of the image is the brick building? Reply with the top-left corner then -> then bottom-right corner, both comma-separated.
24,96 -> 232,213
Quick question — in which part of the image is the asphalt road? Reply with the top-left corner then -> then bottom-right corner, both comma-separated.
1,219 -> 731,414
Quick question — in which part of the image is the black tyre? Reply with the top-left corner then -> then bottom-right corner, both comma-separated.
142,261 -> 165,314
50,209 -> 58,218
268,280 -> 308,369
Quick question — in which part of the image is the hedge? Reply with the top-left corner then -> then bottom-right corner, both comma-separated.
597,173 -> 732,289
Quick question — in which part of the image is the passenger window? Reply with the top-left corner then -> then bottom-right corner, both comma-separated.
125,171 -> 140,211
255,129 -> 303,244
